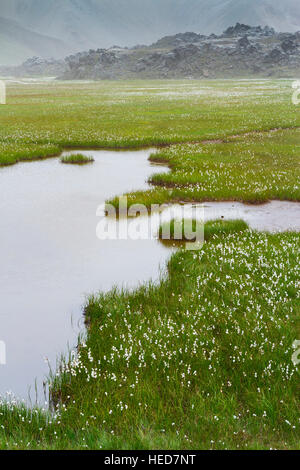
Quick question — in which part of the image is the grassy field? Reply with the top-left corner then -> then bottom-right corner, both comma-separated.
108,128 -> 300,209
0,79 -> 299,450
0,79 -> 300,165
1,79 -> 299,204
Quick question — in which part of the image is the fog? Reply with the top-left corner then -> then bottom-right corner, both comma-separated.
0,0 -> 300,65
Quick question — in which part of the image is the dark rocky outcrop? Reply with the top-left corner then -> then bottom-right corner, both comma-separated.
281,39 -> 298,54
151,32 -> 206,49
223,23 -> 275,38
58,23 -> 299,80
237,36 -> 257,54
264,48 -> 285,63
2,23 -> 300,80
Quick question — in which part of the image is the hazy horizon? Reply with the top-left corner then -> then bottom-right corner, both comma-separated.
1,0 -> 300,65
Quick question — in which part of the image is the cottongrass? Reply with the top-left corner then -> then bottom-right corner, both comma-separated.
1,226 -> 298,450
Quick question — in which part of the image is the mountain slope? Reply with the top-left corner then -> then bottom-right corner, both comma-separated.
0,16 -> 69,65
218,0 -> 300,34
0,0 -> 300,65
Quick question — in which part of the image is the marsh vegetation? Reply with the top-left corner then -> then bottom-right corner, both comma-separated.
0,79 -> 299,450
60,154 -> 94,164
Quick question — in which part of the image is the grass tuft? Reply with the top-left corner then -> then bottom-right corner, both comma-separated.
60,154 -> 94,165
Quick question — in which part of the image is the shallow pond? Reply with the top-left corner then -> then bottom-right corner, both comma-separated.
0,149 -> 172,402
0,148 -> 299,403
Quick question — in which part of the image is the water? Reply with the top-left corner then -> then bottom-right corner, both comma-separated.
0,148 -> 299,403
0,149 -> 172,402
161,201 -> 300,232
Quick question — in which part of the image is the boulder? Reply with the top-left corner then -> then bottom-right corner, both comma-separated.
281,39 -> 297,54
237,36 -> 257,54
264,48 -> 284,62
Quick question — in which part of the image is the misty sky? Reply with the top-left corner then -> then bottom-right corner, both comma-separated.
0,0 -> 299,65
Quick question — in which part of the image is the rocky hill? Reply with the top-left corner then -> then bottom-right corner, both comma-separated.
60,24 -> 300,79
2,23 -> 300,79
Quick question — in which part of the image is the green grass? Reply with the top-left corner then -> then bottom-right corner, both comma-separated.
0,79 -> 299,450
1,79 -> 299,203
0,225 -> 299,449
60,154 -> 94,164
108,128 -> 300,209
0,79 -> 300,168
0,142 -> 60,167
